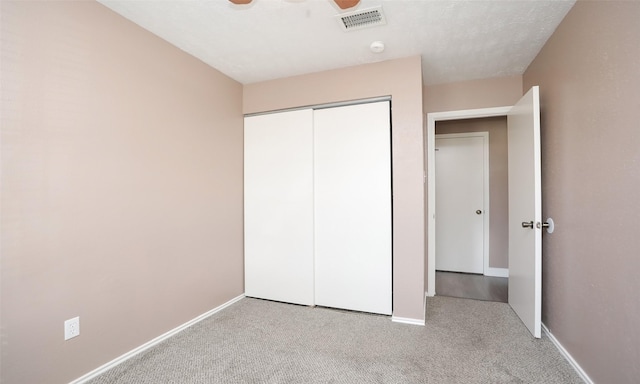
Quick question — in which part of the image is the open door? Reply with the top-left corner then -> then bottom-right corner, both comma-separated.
507,86 -> 542,338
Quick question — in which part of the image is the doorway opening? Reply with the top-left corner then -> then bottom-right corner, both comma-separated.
426,87 -> 542,337
434,117 -> 508,303
426,106 -> 512,299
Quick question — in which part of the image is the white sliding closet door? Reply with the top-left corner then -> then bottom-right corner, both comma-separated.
244,109 -> 314,305
313,101 -> 392,315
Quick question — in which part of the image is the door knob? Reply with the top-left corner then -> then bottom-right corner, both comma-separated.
521,221 -> 534,229
476,210 -> 482,215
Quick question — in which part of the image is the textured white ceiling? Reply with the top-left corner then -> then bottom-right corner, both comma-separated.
97,0 -> 575,85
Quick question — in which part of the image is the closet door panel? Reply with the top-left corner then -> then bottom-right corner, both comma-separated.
244,109 -> 314,305
313,101 -> 392,315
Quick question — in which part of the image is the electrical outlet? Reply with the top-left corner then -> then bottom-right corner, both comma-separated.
64,317 -> 80,340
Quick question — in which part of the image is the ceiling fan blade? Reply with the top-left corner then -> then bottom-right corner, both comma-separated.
333,0 -> 360,10
229,0 -> 253,4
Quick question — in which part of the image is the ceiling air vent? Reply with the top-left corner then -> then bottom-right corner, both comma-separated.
336,6 -> 387,32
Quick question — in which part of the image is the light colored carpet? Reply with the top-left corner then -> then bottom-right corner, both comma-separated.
88,296 -> 582,383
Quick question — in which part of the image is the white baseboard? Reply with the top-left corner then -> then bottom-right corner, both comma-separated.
542,323 -> 593,384
484,267 -> 509,278
391,316 -> 425,326
390,293 -> 427,326
70,294 -> 245,384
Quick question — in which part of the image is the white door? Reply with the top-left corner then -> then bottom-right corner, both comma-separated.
508,86 -> 542,338
244,109 -> 315,306
435,134 -> 487,274
313,101 -> 392,315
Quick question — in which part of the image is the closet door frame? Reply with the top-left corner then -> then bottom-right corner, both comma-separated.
243,97 -> 393,314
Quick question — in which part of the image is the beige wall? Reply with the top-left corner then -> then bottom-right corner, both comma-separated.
244,56 -> 426,321
436,117 -> 509,269
524,1 -> 640,383
423,75 -> 523,114
0,2 -> 244,383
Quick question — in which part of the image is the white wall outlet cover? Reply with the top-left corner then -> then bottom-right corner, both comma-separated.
64,316 -> 80,340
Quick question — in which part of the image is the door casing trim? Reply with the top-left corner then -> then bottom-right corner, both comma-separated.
426,106 -> 512,296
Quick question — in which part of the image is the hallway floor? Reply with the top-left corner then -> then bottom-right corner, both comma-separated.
436,271 -> 508,303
